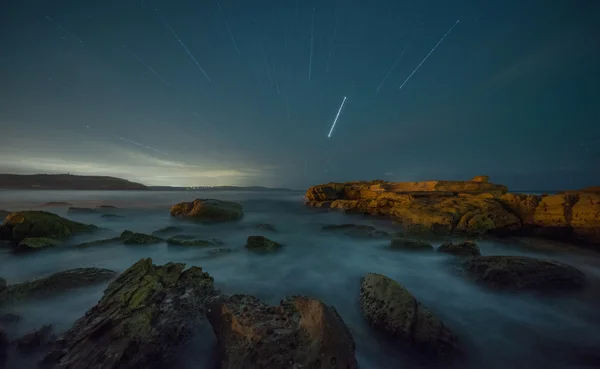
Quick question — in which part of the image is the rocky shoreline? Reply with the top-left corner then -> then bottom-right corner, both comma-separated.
305,176 -> 600,245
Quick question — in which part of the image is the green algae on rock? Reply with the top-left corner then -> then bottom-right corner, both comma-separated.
207,294 -> 358,369
0,268 -> 117,306
438,240 -> 481,257
1,211 -> 97,242
166,236 -> 222,247
360,273 -> 462,360
170,198 -> 243,222
245,235 -> 281,252
389,238 -> 434,251
120,230 -> 163,245
464,255 -> 587,293
42,258 -> 216,369
16,237 -> 62,252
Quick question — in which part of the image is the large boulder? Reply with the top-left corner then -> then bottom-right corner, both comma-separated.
360,273 -> 462,360
207,294 -> 358,369
464,256 -> 587,292
0,211 -> 96,243
245,235 -> 281,252
170,199 -> 243,222
42,258 -> 216,369
0,268 -> 116,306
438,241 -> 481,257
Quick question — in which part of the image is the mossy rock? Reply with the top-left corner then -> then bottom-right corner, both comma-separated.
0,268 -> 117,306
152,226 -> 183,235
16,237 -> 62,252
245,235 -> 281,252
170,199 -> 243,222
438,240 -> 481,257
75,237 -> 121,248
389,238 -> 434,251
2,211 -> 97,242
120,230 -> 163,245
167,236 -> 222,247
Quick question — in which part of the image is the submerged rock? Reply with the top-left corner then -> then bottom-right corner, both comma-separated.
166,236 -> 222,247
42,258 -> 216,369
255,223 -> 277,232
464,256 -> 587,292
389,238 -> 434,251
15,237 -> 62,252
120,230 -> 163,245
206,248 -> 234,257
360,273 -> 462,359
0,211 -> 97,243
207,294 -> 358,369
151,226 -> 182,235
170,198 -> 243,222
245,235 -> 281,252
75,237 -> 121,248
16,324 -> 56,352
322,224 -> 389,238
438,240 -> 481,257
0,268 -> 117,306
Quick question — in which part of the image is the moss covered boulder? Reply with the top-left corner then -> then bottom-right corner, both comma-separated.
0,268 -> 116,306
42,258 -> 216,369
15,237 -> 62,252
245,235 -> 281,252
360,273 -> 462,360
322,224 -> 389,238
438,240 -> 481,257
464,256 -> 587,293
120,230 -> 163,245
170,198 -> 243,222
389,238 -> 434,251
207,294 -> 358,369
1,211 -> 96,243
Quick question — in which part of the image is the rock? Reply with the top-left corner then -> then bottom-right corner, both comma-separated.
75,237 -> 121,248
0,313 -> 21,325
170,199 -> 243,222
67,207 -> 98,214
120,230 -> 163,245
166,236 -> 222,247
322,224 -> 389,238
207,294 -> 358,369
0,278 -> 5,294
40,202 -> 72,207
206,248 -> 234,257
389,238 -> 433,251
464,256 -> 587,292
16,324 -> 56,352
245,235 -> 281,252
0,211 -> 97,243
151,226 -> 182,235
0,210 -> 10,223
42,258 -> 216,369
360,273 -> 462,359
255,223 -> 277,232
0,268 -> 117,306
15,237 -> 62,252
438,240 -> 481,257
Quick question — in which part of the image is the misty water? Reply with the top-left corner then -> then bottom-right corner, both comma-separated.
1,190 -> 600,369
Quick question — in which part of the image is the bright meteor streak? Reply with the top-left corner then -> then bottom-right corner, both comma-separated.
398,20 -> 460,91
327,96 -> 347,138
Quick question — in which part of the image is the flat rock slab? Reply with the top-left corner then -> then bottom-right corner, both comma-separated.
207,294 -> 358,369
170,199 -> 243,222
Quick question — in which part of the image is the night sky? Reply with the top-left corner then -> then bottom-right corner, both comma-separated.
1,0 -> 599,190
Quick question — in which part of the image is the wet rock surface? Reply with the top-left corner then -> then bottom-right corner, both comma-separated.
438,241 -> 481,257
120,230 -> 163,245
322,224 -> 389,238
166,235 -> 223,247
0,268 -> 117,306
0,211 -> 96,245
464,256 -> 587,292
15,237 -> 62,252
245,235 -> 281,252
170,199 -> 243,222
42,258 -> 216,369
207,294 -> 358,369
360,273 -> 462,360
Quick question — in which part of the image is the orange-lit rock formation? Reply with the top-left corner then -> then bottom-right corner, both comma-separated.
305,176 -> 600,244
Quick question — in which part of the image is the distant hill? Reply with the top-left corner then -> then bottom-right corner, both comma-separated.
148,185 -> 296,191
0,174 -> 148,190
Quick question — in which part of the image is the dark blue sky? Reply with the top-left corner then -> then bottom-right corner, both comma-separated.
1,0 -> 598,190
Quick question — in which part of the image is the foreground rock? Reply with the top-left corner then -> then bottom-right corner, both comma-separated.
464,256 -> 587,293
120,230 -> 163,245
170,199 -> 243,222
438,240 -> 481,257
245,235 -> 281,252
42,258 -> 216,369
360,273 -> 462,360
389,238 -> 433,251
305,177 -> 600,244
0,211 -> 97,247
16,325 -> 56,352
0,268 -> 116,306
207,294 -> 358,369
322,224 -> 389,238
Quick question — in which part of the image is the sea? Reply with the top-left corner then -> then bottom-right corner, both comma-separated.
1,189 -> 599,369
